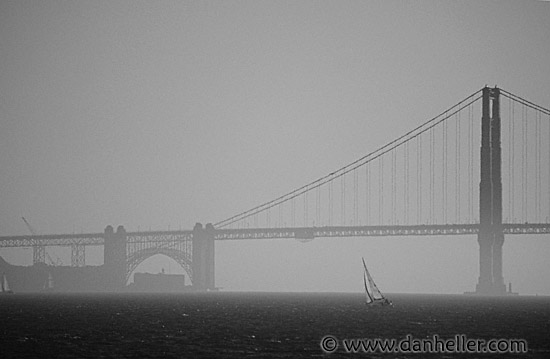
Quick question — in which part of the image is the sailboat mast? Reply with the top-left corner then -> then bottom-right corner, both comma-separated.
364,271 -> 373,303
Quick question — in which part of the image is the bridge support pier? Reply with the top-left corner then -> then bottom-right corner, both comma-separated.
476,235 -> 493,293
103,225 -> 127,291
492,234 -> 506,293
192,223 -> 215,290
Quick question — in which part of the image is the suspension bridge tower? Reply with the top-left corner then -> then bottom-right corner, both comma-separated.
476,86 -> 507,295
192,223 -> 216,290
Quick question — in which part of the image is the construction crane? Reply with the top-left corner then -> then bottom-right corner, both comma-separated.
21,217 -> 37,236
22,217 -> 62,266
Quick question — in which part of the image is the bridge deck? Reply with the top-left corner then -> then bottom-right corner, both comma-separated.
215,223 -> 550,240
0,224 -> 549,247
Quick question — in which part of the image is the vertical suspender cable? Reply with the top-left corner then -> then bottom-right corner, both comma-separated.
534,112 -> 539,222
443,113 -> 448,224
316,185 -> 320,226
353,170 -> 359,226
341,174 -> 346,225
391,150 -> 396,224
467,105 -> 474,223
456,111 -> 461,223
431,126 -> 436,224
379,157 -> 384,224
522,105 -> 527,221
508,98 -> 514,223
405,141 -> 409,224
510,100 -> 515,221
366,165 -> 370,225
292,197 -> 296,227
328,180 -> 333,226
470,104 -> 475,223
417,135 -> 422,224
304,188 -> 308,227
279,201 -> 283,227
537,111 -> 542,221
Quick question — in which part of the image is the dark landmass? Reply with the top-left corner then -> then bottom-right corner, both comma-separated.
0,256 -> 193,293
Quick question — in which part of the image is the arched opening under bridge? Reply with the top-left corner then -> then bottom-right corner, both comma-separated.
126,248 -> 193,287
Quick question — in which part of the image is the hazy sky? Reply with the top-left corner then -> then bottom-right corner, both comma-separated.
1,0 -> 549,294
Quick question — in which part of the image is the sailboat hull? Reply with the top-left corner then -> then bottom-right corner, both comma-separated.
366,299 -> 392,307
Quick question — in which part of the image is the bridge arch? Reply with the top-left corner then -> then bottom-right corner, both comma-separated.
126,248 -> 193,284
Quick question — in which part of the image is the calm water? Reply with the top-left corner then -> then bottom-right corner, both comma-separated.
1,292 -> 549,358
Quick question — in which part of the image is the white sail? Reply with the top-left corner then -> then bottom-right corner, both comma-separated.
362,258 -> 390,305
48,272 -> 54,289
44,272 -> 54,290
3,274 -> 10,292
363,269 -> 373,304
364,265 -> 384,300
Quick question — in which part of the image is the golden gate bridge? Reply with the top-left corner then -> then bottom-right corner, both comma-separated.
1,86 -> 549,293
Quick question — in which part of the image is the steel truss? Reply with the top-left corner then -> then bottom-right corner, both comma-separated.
214,224 -> 550,240
126,231 -> 193,282
1,224 -> 549,248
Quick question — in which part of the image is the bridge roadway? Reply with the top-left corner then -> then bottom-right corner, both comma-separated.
0,223 -> 549,248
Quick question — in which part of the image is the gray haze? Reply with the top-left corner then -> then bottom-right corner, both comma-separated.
1,0 -> 549,294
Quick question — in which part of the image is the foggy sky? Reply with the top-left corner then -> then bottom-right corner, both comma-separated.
1,0 -> 549,294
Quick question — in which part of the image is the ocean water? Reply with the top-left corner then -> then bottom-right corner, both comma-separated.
1,292 -> 549,358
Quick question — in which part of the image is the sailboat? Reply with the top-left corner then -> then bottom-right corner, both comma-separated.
43,272 -> 54,292
1,273 -> 14,295
362,258 -> 391,306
